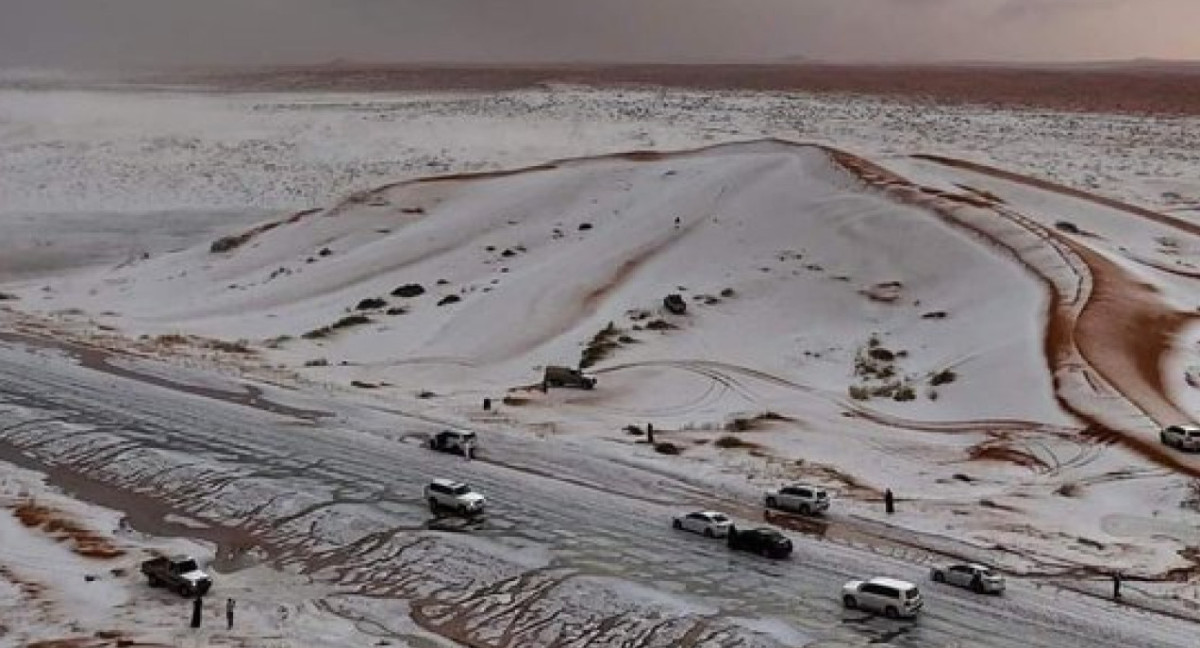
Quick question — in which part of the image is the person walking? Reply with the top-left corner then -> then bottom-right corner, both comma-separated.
646,423 -> 655,445
1113,572 -> 1122,599
226,598 -> 236,630
884,488 -> 895,514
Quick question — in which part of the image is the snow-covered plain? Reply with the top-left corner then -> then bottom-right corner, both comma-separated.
3,82 -> 1200,645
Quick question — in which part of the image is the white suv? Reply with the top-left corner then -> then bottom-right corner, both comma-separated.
1161,424 -> 1200,451
842,577 -> 923,618
425,479 -> 486,515
765,483 -> 830,515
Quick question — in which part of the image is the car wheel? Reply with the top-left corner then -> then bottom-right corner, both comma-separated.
148,576 -> 161,588
932,571 -> 944,583
428,498 -> 439,511
799,504 -> 811,515
459,504 -> 469,515
766,497 -> 777,509
704,527 -> 715,538
884,606 -> 899,619
673,519 -> 682,530
843,595 -> 857,609
1161,432 -> 1169,444
181,585 -> 196,598
972,580 -> 984,593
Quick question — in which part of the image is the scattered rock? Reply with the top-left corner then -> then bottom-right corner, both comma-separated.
867,347 -> 895,362
719,287 -> 736,298
401,206 -> 425,214
579,222 -> 593,231
501,249 -> 516,257
417,390 -> 437,399
391,283 -> 426,298
385,307 -> 408,316
1055,221 -> 1080,234
437,294 -> 462,306
645,319 -> 674,331
350,380 -> 378,389
304,358 -> 329,367
921,310 -> 948,319
318,247 -> 333,257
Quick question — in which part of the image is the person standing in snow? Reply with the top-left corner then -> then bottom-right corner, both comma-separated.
190,595 -> 203,629
646,423 -> 655,445
1112,572 -> 1122,599
884,488 -> 895,514
226,598 -> 236,630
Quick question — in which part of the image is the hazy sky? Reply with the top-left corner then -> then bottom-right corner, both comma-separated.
2,0 -> 1198,68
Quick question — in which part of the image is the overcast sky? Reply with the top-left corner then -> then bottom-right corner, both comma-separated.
2,0 -> 1198,68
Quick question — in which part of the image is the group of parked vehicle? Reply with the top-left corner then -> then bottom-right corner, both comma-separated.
423,431 -> 1004,622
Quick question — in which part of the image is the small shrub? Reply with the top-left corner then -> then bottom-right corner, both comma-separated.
624,425 -> 645,436
350,380 -> 378,389
578,222 -> 593,231
654,442 -> 682,455
437,294 -> 461,306
893,385 -> 916,402
645,319 -> 674,331
867,347 -> 895,362
303,358 -> 329,367
356,297 -> 387,310
391,283 -> 425,298
386,307 -> 407,316
1055,482 -> 1082,497
417,390 -> 437,399
1055,221 -> 1080,234
333,315 -> 372,329
720,287 -> 736,298
714,435 -> 753,449
726,417 -> 754,432
0,291 -> 17,300
848,385 -> 870,400
930,369 -> 957,386
921,310 -> 947,320
207,339 -> 252,354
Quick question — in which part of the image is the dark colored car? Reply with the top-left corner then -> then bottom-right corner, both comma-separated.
727,526 -> 793,559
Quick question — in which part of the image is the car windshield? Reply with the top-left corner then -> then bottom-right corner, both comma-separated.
1189,430 -> 1200,437
709,513 -> 729,522
905,589 -> 920,599
449,484 -> 472,495
176,559 -> 199,572
815,490 -> 828,498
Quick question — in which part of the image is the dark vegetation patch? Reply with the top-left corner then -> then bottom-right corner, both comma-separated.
356,297 -> 388,310
581,321 -> 623,369
391,283 -> 425,298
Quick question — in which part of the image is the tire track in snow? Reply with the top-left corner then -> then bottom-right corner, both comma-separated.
829,149 -> 1200,478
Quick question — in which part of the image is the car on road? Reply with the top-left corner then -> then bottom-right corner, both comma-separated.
429,429 -> 477,455
672,510 -> 733,538
425,479 -> 486,515
842,577 -> 923,618
1160,424 -> 1200,451
140,555 -> 212,597
765,483 -> 830,516
727,526 -> 793,559
930,563 -> 1005,594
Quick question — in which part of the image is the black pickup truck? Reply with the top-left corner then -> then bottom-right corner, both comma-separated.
140,555 -> 212,597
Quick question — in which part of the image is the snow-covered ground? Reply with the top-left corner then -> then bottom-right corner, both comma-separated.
3,81 -> 1200,645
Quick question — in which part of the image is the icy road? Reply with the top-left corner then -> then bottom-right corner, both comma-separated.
0,337 -> 1193,648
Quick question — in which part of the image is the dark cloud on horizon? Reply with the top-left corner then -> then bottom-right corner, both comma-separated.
0,0 -> 1196,69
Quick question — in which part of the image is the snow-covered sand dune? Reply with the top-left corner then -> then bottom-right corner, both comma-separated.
9,137 -> 1200,587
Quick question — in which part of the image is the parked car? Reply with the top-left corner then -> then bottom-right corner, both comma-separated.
429,429 -> 477,455
425,479 -> 486,515
842,577 -> 923,618
672,511 -> 733,538
930,563 -> 1005,594
765,483 -> 830,515
727,526 -> 793,559
1160,424 -> 1200,451
542,365 -> 597,390
140,555 -> 212,597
